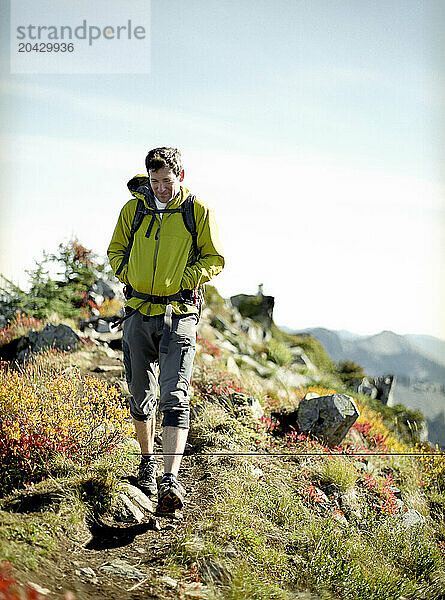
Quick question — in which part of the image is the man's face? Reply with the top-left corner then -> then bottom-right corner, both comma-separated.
149,166 -> 184,204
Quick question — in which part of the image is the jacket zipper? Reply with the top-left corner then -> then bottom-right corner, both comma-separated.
150,220 -> 162,298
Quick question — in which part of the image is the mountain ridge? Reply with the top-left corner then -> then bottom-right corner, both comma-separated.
280,326 -> 445,384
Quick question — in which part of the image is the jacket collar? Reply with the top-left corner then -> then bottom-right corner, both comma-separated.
127,174 -> 188,210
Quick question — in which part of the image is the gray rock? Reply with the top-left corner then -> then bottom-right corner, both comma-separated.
237,354 -> 272,377
229,392 -> 264,420
210,315 -> 235,334
240,321 -> 267,345
17,323 -> 81,362
96,319 -> 111,333
389,485 -> 402,500
75,567 -> 98,583
375,375 -> 396,406
229,291 -> 274,330
113,493 -> 144,523
149,517 -> 161,531
121,483 -> 154,513
275,367 -> 311,389
226,356 -> 240,376
297,394 -> 360,446
400,509 -> 426,529
161,576 -> 178,588
357,377 -> 378,399
90,278 -> 116,300
27,583 -> 51,596
200,353 -> 214,365
218,339 -> 239,355
30,323 -> 80,352
312,486 -> 329,504
99,559 -> 145,580
94,364 -> 122,372
100,346 -> 123,360
85,330 -> 123,344
290,347 -> 317,370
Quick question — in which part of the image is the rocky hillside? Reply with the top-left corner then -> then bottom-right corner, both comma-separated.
0,286 -> 444,600
292,326 -> 445,449
296,327 -> 445,383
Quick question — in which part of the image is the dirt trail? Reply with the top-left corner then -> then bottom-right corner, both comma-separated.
8,347 -> 213,600
12,458 -> 210,600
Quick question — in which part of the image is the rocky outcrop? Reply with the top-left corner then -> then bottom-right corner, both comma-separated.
230,285 -> 274,331
273,393 -> 360,447
356,374 -> 396,405
0,323 -> 82,363
375,374 -> 396,405
297,393 -> 360,446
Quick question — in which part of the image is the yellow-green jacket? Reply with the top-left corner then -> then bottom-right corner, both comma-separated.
107,175 -> 225,316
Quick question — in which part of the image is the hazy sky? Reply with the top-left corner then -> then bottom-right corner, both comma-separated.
1,0 -> 444,338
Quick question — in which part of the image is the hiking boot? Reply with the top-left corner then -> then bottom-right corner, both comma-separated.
137,455 -> 158,496
156,473 -> 186,513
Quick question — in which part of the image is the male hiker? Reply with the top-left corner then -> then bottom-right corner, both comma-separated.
107,147 -> 225,513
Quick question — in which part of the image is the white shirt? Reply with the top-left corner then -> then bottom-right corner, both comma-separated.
154,197 -> 168,221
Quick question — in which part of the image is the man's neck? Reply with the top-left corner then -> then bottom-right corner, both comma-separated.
155,189 -> 180,205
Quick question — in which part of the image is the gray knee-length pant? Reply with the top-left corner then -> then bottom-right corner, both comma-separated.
122,310 -> 197,428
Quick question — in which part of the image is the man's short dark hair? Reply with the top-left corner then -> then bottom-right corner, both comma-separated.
145,147 -> 183,177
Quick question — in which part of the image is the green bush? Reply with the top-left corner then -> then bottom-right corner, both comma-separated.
77,468 -> 116,519
0,239 -> 110,320
337,360 -> 366,389
203,284 -> 225,307
271,324 -> 337,374
266,339 -> 292,366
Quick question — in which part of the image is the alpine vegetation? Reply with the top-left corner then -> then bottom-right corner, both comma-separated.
0,253 -> 444,599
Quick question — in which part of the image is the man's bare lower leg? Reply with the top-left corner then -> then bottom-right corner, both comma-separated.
163,425 -> 189,477
133,416 -> 156,456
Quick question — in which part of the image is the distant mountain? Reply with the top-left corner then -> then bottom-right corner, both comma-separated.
284,326 -> 445,449
335,329 -> 366,341
404,334 -> 445,367
294,327 -> 445,385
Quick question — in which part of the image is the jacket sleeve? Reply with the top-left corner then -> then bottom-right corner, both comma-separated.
107,201 -> 135,285
180,203 -> 225,290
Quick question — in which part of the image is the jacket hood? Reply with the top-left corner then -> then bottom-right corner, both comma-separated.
127,174 -> 155,208
127,174 -> 189,209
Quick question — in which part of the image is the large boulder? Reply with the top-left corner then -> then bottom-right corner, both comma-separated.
230,286 -> 274,331
356,377 -> 378,399
16,324 -> 81,362
297,393 -> 360,446
89,278 -> 117,302
375,375 -> 396,406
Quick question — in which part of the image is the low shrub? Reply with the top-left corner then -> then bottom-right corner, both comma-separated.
0,560 -> 46,599
0,313 -> 43,348
337,360 -> 366,389
266,339 -> 292,366
196,336 -> 221,358
0,351 -> 132,496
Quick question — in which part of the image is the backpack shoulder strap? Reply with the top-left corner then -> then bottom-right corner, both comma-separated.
181,194 -> 199,262
116,199 -> 147,275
